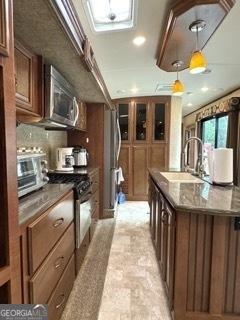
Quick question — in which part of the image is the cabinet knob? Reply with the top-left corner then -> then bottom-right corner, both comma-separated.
53,218 -> 64,228
55,294 -> 65,309
54,256 -> 64,269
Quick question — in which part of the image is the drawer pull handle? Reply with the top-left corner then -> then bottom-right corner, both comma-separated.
53,218 -> 64,228
54,256 -> 64,269
55,294 -> 65,309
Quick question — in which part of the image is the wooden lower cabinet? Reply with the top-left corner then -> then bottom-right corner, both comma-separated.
21,191 -> 75,320
120,144 -> 168,200
132,146 -> 148,198
48,254 -> 75,320
149,176 -> 240,319
119,145 -> 131,196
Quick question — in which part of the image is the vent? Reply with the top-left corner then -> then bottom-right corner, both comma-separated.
155,84 -> 172,93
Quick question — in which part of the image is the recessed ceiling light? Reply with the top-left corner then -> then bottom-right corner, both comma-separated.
201,86 -> 209,92
116,89 -> 126,94
187,102 -> 193,107
201,68 -> 212,75
131,87 -> 139,93
133,36 -> 146,46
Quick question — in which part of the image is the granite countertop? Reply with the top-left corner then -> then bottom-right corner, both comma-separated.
149,169 -> 240,217
19,183 -> 74,226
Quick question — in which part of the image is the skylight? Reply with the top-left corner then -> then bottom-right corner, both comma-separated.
83,0 -> 137,33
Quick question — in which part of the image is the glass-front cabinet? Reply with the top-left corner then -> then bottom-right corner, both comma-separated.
135,103 -> 148,142
118,100 -> 168,144
118,103 -> 130,142
153,103 -> 166,141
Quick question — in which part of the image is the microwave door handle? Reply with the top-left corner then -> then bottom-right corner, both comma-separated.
73,98 -> 79,126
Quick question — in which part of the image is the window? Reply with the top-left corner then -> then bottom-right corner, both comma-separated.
201,114 -> 228,148
83,0 -> 137,33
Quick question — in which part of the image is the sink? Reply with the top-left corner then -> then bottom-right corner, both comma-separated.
160,172 -> 204,183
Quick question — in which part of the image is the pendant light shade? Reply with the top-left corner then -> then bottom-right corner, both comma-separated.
172,79 -> 184,96
189,50 -> 207,74
172,60 -> 184,96
189,20 -> 208,74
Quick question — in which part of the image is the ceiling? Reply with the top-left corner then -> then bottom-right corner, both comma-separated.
73,0 -> 240,116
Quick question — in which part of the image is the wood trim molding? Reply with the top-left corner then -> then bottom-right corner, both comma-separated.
49,0 -> 114,110
92,62 -> 114,109
195,97 -> 240,122
156,0 -> 235,72
49,0 -> 85,56
0,266 -> 10,287
0,0 -> 9,56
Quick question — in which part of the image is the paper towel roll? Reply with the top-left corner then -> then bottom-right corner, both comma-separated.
212,148 -> 233,185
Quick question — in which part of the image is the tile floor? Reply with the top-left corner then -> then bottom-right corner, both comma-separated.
98,201 -> 172,320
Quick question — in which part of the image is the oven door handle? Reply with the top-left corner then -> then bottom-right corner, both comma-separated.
80,191 -> 92,203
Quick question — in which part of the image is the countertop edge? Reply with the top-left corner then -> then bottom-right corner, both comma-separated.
149,170 -> 240,217
19,184 -> 74,230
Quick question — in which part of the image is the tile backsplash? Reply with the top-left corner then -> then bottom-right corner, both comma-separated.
17,124 -> 67,169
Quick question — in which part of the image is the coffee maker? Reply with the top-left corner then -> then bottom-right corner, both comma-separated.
56,148 -> 74,171
72,147 -> 88,167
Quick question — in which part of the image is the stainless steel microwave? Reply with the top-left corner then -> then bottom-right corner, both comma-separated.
40,65 -> 79,128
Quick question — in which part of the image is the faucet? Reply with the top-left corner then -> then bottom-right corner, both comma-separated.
182,137 -> 205,178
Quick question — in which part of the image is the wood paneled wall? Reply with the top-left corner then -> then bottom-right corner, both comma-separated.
0,0 -> 21,303
68,103 -> 105,219
186,214 -> 213,313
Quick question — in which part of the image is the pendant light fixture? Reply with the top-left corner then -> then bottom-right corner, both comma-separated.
172,60 -> 184,96
189,20 -> 207,74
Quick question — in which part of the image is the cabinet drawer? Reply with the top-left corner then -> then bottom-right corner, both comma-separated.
29,223 -> 75,304
28,191 -> 74,275
48,254 -> 75,320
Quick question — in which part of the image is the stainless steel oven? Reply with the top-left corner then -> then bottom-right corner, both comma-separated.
40,65 -> 79,128
17,153 -> 49,197
75,190 -> 92,249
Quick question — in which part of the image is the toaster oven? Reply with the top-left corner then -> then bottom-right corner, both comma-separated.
17,153 -> 49,197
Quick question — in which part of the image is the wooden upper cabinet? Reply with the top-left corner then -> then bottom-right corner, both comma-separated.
75,101 -> 87,131
0,0 -> 9,56
118,103 -> 131,143
14,40 -> 43,119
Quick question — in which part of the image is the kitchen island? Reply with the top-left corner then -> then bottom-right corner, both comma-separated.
148,169 -> 240,320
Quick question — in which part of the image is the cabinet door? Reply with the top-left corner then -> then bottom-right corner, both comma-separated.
159,197 -> 168,278
134,102 -> 149,143
152,101 -> 169,143
76,101 -> 87,131
118,103 -> 130,143
0,0 -> 9,56
119,145 -> 131,196
15,43 -> 33,110
132,146 -> 148,197
15,41 -> 43,116
149,182 -> 156,240
165,203 -> 175,311
148,145 -> 168,171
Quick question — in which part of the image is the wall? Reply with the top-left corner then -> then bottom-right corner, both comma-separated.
169,96 -> 182,170
183,88 -> 240,128
16,124 -> 67,169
